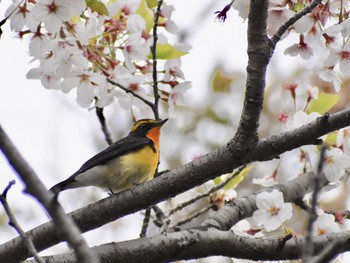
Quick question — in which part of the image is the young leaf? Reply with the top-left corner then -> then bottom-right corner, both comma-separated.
146,0 -> 158,8
210,68 -> 237,92
224,166 -> 252,190
137,0 -> 153,32
149,44 -> 188,60
307,92 -> 339,114
213,176 -> 222,185
86,0 -> 109,16
324,131 -> 338,146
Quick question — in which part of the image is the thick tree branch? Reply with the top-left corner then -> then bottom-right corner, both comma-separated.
231,0 -> 269,154
0,125 -> 100,263
1,109 -> 350,262
26,230 -> 350,263
201,171 -> 328,230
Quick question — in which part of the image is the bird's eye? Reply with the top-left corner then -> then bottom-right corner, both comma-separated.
138,123 -> 147,130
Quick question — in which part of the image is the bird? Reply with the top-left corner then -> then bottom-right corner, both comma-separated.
50,118 -> 168,195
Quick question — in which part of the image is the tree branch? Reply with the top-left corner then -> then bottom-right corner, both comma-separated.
0,125 -> 100,263
302,146 -> 327,262
95,107 -> 113,145
0,181 -> 44,263
1,109 -> 350,262
107,78 -> 155,109
231,0 -> 270,154
25,229 -> 350,263
269,0 -> 322,49
150,0 -> 163,120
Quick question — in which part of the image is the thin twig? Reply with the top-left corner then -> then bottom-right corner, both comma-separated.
107,78 -> 155,109
150,0 -> 164,120
140,208 -> 151,238
302,146 -> 327,262
308,241 -> 342,263
170,204 -> 216,229
0,181 -> 44,263
269,0 -> 322,48
95,107 -> 113,145
168,166 -> 246,216
152,205 -> 172,233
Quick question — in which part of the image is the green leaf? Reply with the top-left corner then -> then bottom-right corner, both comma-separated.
224,166 -> 252,190
148,44 -> 188,60
136,0 -> 153,32
146,0 -> 158,8
307,92 -> 339,114
324,131 -> 338,146
213,176 -> 222,185
86,0 -> 109,16
210,68 -> 237,92
294,2 -> 305,12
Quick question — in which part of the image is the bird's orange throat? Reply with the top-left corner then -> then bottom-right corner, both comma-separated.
147,126 -> 161,150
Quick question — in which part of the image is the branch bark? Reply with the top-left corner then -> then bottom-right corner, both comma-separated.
0,125 -> 100,263
1,109 -> 349,262
231,0 -> 270,154
25,229 -> 350,263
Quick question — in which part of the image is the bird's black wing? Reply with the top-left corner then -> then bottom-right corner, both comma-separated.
75,136 -> 152,175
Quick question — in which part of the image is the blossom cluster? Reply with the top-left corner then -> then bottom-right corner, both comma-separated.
5,0 -> 190,117
211,0 -> 350,238
215,0 -> 350,93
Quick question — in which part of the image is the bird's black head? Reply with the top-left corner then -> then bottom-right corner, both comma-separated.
129,119 -> 168,137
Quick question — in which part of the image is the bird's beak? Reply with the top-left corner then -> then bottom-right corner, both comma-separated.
156,118 -> 168,127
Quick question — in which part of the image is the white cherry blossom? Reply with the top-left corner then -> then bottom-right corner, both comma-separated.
323,148 -> 350,182
31,0 -> 86,34
314,213 -> 340,235
253,189 -> 293,231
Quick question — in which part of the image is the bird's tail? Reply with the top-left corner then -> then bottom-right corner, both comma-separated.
50,177 -> 76,195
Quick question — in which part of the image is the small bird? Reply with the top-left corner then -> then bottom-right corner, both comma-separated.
50,118 -> 168,195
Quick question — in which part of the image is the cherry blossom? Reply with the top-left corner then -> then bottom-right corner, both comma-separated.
26,67 -> 61,90
323,148 -> 350,182
164,59 -> 185,81
252,189 -> 293,231
314,213 -> 340,235
314,67 -> 342,92
31,0 -> 86,34
267,6 -> 294,36
60,69 -> 107,107
337,127 -> 350,156
324,44 -> 350,77
284,41 -> 313,59
108,0 -> 140,17
167,81 -> 191,118
5,2 -> 38,32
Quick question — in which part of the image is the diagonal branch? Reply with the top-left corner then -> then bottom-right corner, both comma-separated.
95,107 -> 113,145
0,125 -> 100,263
0,181 -> 44,263
25,225 -> 350,263
107,78 -> 155,109
269,0 -> 322,49
1,109 -> 350,262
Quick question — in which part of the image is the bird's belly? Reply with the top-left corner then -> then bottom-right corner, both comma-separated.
105,146 -> 159,192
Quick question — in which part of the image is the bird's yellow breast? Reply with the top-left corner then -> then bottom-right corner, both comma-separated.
104,145 -> 159,192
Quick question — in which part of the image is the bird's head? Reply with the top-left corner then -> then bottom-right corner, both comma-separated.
129,119 -> 168,138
